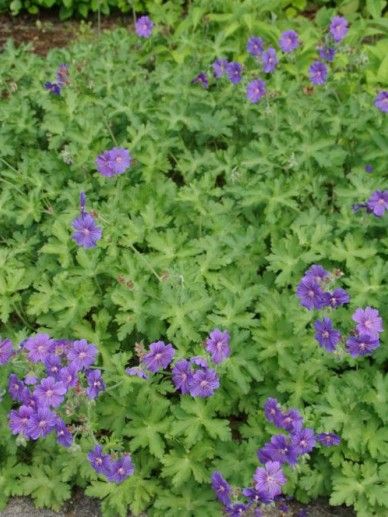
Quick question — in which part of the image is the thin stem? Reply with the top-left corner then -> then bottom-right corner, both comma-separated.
128,243 -> 162,282
0,156 -> 19,174
102,115 -> 118,146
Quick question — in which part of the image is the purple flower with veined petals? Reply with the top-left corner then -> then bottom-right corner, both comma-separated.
142,341 -> 175,372
0,338 -> 14,365
352,307 -> 383,338
21,393 -> 38,410
264,398 -> 283,425
192,72 -> 208,89
375,91 -> 388,113
226,62 -> 243,84
107,454 -> 134,483
242,487 -> 265,504
191,356 -> 208,368
254,461 -> 286,501
279,30 -> 299,53
56,64 -> 70,87
366,191 -> 388,217
258,435 -> 298,466
327,288 -> 349,308
88,445 -> 112,476
304,264 -> 329,284
346,334 -> 380,357
296,278 -> 326,310
316,433 -> 341,447
59,365 -> 79,389
205,329 -> 231,364
291,428 -> 316,456
213,59 -> 228,78
44,82 -> 61,95
189,367 -> 219,397
314,318 -> 341,352
34,376 -> 66,408
257,445 -> 274,465
8,374 -> 28,402
262,48 -> 278,73
86,369 -> 106,399
55,419 -> 73,447
318,47 -> 336,62
67,339 -> 98,371
226,503 -> 248,516
44,355 -> 62,378
278,409 -> 303,433
72,212 -> 102,248
247,36 -> 264,57
52,339 -> 71,357
125,366 -> 148,379
246,79 -> 266,104
309,61 -> 328,85
27,407 -> 57,440
9,405 -> 34,437
96,147 -> 132,177
135,15 -> 153,38
24,374 -> 38,385
172,359 -> 192,394
211,471 -> 232,506
330,16 -> 348,42
24,333 -> 53,363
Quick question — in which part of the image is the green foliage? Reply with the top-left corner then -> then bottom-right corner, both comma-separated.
0,1 -> 388,516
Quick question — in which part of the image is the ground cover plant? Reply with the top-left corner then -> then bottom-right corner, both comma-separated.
0,0 -> 387,515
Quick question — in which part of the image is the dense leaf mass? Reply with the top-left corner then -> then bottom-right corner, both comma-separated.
0,1 -> 387,516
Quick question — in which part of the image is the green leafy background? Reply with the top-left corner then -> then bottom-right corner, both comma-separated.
0,1 -> 387,515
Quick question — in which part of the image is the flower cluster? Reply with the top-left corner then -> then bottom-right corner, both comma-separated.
5,333 -> 105,446
44,64 -> 70,95
126,329 -> 230,398
88,445 -> 134,484
297,265 -> 384,357
72,192 -> 102,248
96,147 -> 132,178
212,398 -> 340,514
352,190 -> 388,218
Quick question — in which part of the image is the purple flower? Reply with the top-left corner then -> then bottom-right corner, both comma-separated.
86,369 -> 106,399
226,62 -> 243,84
24,333 -> 53,363
142,341 -> 175,372
330,16 -> 348,42
59,365 -> 79,389
346,334 -> 380,357
88,445 -> 112,476
44,355 -> 62,378
34,377 -> 67,408
44,82 -> 61,95
254,461 -> 286,501
279,30 -> 299,53
314,318 -> 341,352
352,307 -> 383,339
304,264 -> 329,284
264,398 -> 283,425
226,504 -> 248,516
366,191 -> 388,217
213,58 -> 228,78
205,329 -> 231,364
192,72 -> 209,89
316,433 -> 341,447
96,147 -> 132,177
56,64 -> 70,87
291,428 -> 316,456
278,409 -> 303,433
327,288 -> 349,308
8,374 -> 28,402
258,435 -> 298,466
125,366 -> 148,379
318,47 -> 336,62
55,419 -> 73,447
67,339 -> 98,371
135,15 -> 153,38
242,487 -> 265,504
27,407 -> 57,440
191,356 -> 208,368
211,471 -> 232,506
246,79 -> 266,104
172,359 -> 192,394
375,91 -> 388,113
309,61 -> 328,85
52,339 -> 71,357
189,367 -> 219,397
364,164 -> 373,173
24,374 -> 38,385
107,454 -> 134,483
247,36 -> 264,57
262,48 -> 278,73
296,278 -> 326,310
9,405 -> 33,437
72,213 -> 102,248
0,338 -> 14,365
